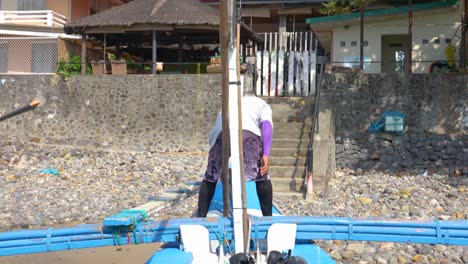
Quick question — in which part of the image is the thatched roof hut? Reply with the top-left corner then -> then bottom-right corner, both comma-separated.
65,0 -> 220,34
65,0 -> 262,74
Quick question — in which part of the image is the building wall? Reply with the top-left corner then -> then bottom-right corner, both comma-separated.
1,0 -> 18,10
46,0 -> 69,18
332,7 -> 460,73
71,0 -> 89,21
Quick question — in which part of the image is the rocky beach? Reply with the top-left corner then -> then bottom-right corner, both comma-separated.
0,140 -> 466,264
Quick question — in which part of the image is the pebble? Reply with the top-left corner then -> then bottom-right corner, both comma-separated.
0,141 -> 205,231
0,141 -> 467,263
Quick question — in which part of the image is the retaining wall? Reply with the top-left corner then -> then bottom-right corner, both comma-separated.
0,75 -> 235,152
321,73 -> 468,174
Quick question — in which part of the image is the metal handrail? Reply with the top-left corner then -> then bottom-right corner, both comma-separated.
305,57 -> 325,185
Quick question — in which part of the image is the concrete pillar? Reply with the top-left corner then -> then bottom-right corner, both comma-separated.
311,91 -> 336,197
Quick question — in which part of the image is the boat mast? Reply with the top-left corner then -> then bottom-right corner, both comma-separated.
225,0 -> 248,254
235,3 -> 249,253
220,0 -> 231,218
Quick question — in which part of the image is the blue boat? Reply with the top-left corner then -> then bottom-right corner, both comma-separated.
0,1 -> 467,263
0,180 -> 467,263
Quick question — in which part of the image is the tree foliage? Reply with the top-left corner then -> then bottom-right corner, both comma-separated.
321,0 -> 375,15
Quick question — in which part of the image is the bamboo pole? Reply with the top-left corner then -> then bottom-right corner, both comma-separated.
219,0 -> 231,217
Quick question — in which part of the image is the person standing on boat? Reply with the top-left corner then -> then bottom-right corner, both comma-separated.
197,89 -> 274,217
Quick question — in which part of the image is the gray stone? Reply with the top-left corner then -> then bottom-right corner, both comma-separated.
380,154 -> 393,163
418,244 -> 433,255
347,243 -> 366,255
329,250 -> 342,261
376,257 -> 388,264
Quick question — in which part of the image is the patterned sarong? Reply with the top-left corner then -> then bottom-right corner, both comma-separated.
204,130 -> 269,182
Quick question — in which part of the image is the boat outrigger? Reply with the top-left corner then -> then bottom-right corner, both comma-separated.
0,0 -> 467,263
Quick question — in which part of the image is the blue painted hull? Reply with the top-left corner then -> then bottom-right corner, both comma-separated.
146,243 -> 335,264
148,181 -> 336,263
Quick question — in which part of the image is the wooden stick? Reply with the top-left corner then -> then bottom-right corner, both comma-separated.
220,0 -> 231,217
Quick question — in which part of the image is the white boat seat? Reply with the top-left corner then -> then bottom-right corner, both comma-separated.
267,223 -> 297,256
180,225 -> 219,264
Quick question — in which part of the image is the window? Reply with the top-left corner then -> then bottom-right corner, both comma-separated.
351,41 -> 357,47
340,41 -> 346,47
17,0 -> 45,11
445,38 -> 451,44
422,39 -> 429,45
363,41 -> 368,47
32,40 -> 57,73
433,38 -> 440,44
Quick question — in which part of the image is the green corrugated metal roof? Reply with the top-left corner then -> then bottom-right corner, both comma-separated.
306,0 -> 459,25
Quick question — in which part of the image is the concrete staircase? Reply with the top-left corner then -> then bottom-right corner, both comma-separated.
262,97 -> 314,197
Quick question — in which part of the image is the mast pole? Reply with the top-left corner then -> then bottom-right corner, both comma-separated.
228,0 -> 246,254
220,0 -> 231,218
236,3 -> 249,253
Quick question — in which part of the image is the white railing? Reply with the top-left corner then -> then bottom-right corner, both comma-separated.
250,31 -> 319,97
0,10 -> 68,27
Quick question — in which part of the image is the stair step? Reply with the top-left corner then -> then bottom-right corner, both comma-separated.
269,165 -> 306,178
274,122 -> 312,132
271,178 -> 305,192
270,147 -> 308,157
262,97 -> 316,196
274,131 -> 311,140
271,105 -> 312,115
269,156 -> 306,166
272,139 -> 308,149
273,115 -> 312,123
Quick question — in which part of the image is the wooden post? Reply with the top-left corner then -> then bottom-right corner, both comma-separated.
115,42 -> 121,60
242,43 -> 247,64
461,0 -> 466,69
152,30 -> 157,75
103,33 -> 107,74
81,34 -> 87,75
408,0 -> 412,74
360,7 -> 364,71
219,0 -> 230,218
